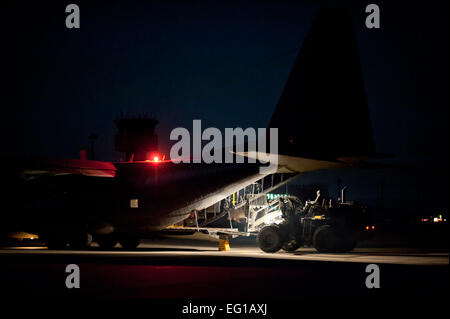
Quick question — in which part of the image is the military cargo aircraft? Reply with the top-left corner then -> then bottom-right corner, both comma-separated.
1,8 -> 380,250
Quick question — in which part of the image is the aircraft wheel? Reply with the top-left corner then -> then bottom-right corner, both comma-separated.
258,225 -> 283,253
96,235 -> 118,249
47,237 -> 68,250
119,238 -> 141,250
68,232 -> 92,249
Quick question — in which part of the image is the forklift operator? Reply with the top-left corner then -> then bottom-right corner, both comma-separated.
310,190 -> 322,206
303,190 -> 323,217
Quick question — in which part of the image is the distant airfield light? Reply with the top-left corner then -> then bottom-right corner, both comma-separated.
421,214 -> 446,223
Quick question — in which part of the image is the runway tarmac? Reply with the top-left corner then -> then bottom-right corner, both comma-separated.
0,234 -> 448,299
1,240 -> 448,266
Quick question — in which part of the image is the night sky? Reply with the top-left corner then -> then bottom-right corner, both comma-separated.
1,1 -> 448,216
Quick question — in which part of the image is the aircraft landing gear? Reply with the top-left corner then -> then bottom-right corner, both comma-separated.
95,234 -> 118,249
47,237 -> 68,250
68,232 -> 92,249
119,237 -> 141,250
95,234 -> 141,250
46,230 -> 92,250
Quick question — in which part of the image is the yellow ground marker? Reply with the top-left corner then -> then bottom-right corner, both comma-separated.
218,236 -> 230,251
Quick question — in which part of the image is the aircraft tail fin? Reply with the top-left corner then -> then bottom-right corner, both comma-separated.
268,8 -> 375,161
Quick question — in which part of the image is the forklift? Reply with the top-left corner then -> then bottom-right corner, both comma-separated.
257,188 -> 374,253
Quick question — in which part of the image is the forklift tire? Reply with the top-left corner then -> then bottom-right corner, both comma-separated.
258,225 -> 283,253
336,236 -> 357,253
313,225 -> 337,253
282,240 -> 302,252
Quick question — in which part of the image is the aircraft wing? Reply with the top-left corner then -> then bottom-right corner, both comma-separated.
18,158 -> 117,178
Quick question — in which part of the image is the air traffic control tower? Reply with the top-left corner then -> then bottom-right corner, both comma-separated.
114,117 -> 159,162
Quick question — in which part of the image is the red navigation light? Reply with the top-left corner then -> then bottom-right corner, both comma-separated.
146,152 -> 163,163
